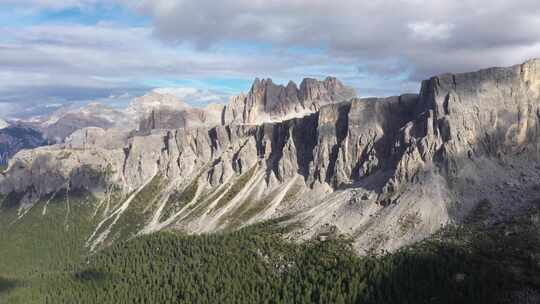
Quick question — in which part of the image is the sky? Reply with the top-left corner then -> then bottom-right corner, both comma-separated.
1,0 -> 540,118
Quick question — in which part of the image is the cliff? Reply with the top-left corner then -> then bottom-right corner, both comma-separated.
223,77 -> 356,124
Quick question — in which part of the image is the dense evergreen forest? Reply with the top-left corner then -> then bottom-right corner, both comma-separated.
1,192 -> 540,303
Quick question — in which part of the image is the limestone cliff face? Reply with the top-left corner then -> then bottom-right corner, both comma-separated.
308,95 -> 418,188
386,59 -> 540,193
223,77 -> 356,124
138,104 -> 224,132
2,60 -> 540,253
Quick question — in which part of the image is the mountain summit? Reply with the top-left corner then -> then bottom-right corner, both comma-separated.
223,77 -> 356,124
135,77 -> 356,131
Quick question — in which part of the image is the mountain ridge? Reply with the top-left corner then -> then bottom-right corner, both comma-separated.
1,59 -> 540,253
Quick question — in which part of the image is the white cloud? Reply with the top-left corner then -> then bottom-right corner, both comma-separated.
3,0 -> 540,117
0,20 -> 364,116
408,21 -> 454,41
133,0 -> 540,80
154,87 -> 199,97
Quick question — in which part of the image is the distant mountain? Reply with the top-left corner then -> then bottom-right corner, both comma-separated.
0,125 -> 47,166
2,92 -> 219,165
136,77 -> 356,131
34,103 -> 136,143
20,92 -> 219,141
13,77 -> 356,141
223,77 -> 357,124
127,92 -> 224,132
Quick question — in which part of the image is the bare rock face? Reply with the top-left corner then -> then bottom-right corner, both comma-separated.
299,77 -> 357,108
2,59 -> 540,254
308,95 -> 418,188
223,77 -> 356,124
0,144 -> 125,196
138,103 -> 224,132
65,127 -> 129,150
38,103 -> 134,143
387,59 -> 540,192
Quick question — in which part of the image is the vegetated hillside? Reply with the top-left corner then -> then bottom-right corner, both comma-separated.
1,199 -> 540,304
0,189 -> 98,303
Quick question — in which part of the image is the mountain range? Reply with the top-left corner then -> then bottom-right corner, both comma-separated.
2,59 -> 540,303
1,59 -> 539,253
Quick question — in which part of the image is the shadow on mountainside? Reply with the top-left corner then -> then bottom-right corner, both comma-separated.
370,198 -> 540,304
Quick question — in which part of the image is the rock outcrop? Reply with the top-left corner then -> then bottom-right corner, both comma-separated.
283,59 -> 540,252
65,127 -> 129,150
385,59 -> 540,193
223,77 -> 356,124
2,60 -> 540,253
138,103 -> 224,132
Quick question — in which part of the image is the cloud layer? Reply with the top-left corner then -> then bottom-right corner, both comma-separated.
1,0 -> 540,117
135,0 -> 540,78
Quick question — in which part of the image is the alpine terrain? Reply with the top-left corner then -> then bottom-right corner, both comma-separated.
1,60 -> 540,303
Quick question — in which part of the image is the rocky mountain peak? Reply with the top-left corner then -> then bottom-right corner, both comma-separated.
299,76 -> 356,104
286,80 -> 299,91
223,76 -> 356,124
250,78 -> 274,90
521,58 -> 540,95
135,94 -> 224,132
